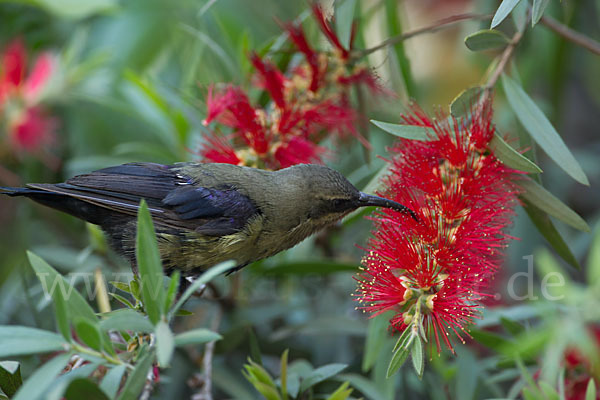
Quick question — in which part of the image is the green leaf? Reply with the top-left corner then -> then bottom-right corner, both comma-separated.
100,365 -> 126,399
502,74 -> 589,185
500,317 -> 525,336
326,381 -> 353,400
299,364 -> 347,394
28,251 -> 97,324
64,378 -> 109,400
26,0 -> 117,19
387,328 -> 415,378
53,277 -> 72,341
335,0 -> 356,49
588,226 -> 600,286
155,321 -> 174,367
13,353 -> 71,400
169,260 -> 235,319
522,199 -> 580,269
491,0 -> 523,28
0,326 -> 67,357
585,378 -> 597,400
489,133 -> 543,173
464,29 -> 510,51
164,271 -> 180,311
74,318 -> 103,351
136,201 -> 166,325
109,293 -> 134,309
174,329 -> 222,346
116,348 -> 154,400
243,360 -> 276,390
411,336 -> 424,379
362,313 -> 391,372
0,361 -> 22,397
532,0 -> 550,26
520,179 -> 590,232
450,87 -> 482,117
386,345 -> 410,378
280,350 -> 289,400
371,120 -> 434,141
248,381 -> 280,400
384,0 -> 416,97
99,309 -> 154,333
470,329 -> 512,350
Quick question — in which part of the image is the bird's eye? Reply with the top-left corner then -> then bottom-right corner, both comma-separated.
332,199 -> 345,209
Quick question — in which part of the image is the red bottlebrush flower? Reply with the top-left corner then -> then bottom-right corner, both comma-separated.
274,136 -> 325,168
312,4 -> 350,59
284,23 -> 323,92
355,101 -> 521,352
250,53 -> 287,110
199,132 -> 241,165
203,85 -> 270,154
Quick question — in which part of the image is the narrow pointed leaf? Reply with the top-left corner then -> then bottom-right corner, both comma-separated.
0,361 -> 22,397
299,364 -> 347,393
136,201 -> 166,325
522,199 -> 580,269
281,349 -> 289,400
386,346 -> 410,378
502,74 -> 589,185
586,379 -> 597,400
371,120 -> 434,141
74,318 -> 103,351
100,365 -> 126,399
520,179 -> 590,232
491,0 -> 522,28
450,87 -> 482,117
164,271 -> 180,311
13,353 -> 71,400
411,336 -> 424,379
99,309 -> 154,333
489,133 -> 542,173
0,326 -> 68,357
532,0 -> 550,26
28,251 -> 97,323
465,29 -> 509,51
155,321 -> 174,367
326,381 -> 353,400
174,329 -> 222,346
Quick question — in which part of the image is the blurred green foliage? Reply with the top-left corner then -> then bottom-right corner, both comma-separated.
0,0 -> 599,399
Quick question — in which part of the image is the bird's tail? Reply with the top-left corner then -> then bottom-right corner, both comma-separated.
0,187 -> 48,197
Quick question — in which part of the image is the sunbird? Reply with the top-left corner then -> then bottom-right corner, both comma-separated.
1,163 -> 416,274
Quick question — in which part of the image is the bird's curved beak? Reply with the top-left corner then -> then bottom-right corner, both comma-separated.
358,192 -> 418,221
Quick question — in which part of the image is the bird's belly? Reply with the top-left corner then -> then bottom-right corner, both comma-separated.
157,215 -> 264,273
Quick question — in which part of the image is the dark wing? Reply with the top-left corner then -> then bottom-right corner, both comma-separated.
28,162 -> 259,236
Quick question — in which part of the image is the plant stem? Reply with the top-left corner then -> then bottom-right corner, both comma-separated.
355,13 -> 491,57
71,342 -> 132,368
192,306 -> 223,400
540,15 -> 600,56
483,29 -> 524,94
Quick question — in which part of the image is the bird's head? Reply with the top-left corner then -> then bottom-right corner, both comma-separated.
285,164 -> 417,226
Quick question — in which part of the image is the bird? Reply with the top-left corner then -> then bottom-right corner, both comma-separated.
1,162 -> 416,275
